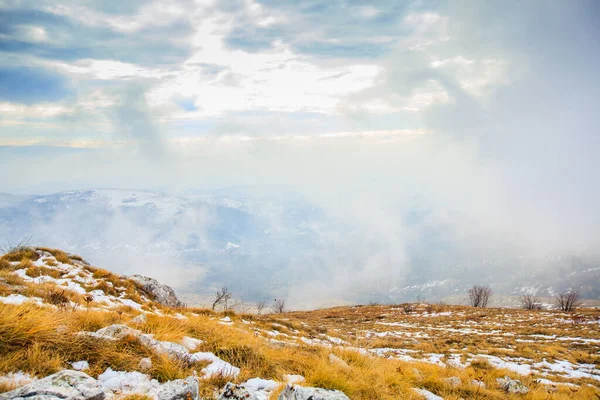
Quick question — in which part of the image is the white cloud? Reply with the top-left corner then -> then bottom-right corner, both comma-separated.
47,1 -> 190,33
146,14 -> 381,117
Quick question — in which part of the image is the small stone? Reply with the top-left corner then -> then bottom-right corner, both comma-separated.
497,376 -> 529,394
155,377 -> 198,400
443,377 -> 461,387
328,354 -> 349,369
139,357 -> 152,371
277,384 -> 350,400
471,379 -> 485,389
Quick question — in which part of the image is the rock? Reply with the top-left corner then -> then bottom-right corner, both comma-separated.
471,379 -> 485,389
277,384 -> 350,400
443,377 -> 461,387
0,370 -> 105,400
328,354 -> 349,369
129,275 -> 183,308
138,334 -> 191,361
412,388 -> 443,400
139,358 -> 152,372
84,324 -> 140,340
130,313 -> 147,324
496,376 -> 529,394
154,377 -> 199,400
217,382 -> 264,400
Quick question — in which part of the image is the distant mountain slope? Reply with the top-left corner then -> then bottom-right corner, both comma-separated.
0,188 -> 598,306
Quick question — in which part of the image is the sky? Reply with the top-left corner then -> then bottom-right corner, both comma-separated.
1,0 -> 599,266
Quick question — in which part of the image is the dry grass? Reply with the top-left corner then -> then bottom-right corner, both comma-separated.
0,248 -> 598,398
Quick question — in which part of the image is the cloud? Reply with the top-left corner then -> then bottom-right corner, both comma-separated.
0,0 -> 598,306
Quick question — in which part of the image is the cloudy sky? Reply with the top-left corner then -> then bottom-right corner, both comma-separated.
1,0 -> 599,257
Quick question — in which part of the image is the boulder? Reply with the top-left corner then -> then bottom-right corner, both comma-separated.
0,370 -> 104,400
217,382 -> 265,400
496,376 -> 529,394
154,377 -> 199,400
129,275 -> 183,308
277,384 -> 350,400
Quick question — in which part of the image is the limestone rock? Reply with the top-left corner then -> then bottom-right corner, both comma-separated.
129,275 -> 183,308
277,384 -> 350,400
497,376 -> 529,394
327,354 -> 349,369
139,358 -> 152,372
154,377 -> 199,400
0,370 -> 104,400
444,377 -> 461,387
217,382 -> 264,400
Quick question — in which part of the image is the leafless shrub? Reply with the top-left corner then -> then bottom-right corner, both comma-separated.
256,300 -> 267,315
555,291 -> 581,312
83,294 -> 94,308
468,285 -> 492,308
520,294 -> 542,310
212,287 -> 232,310
402,303 -> 415,314
0,236 -> 33,255
45,289 -> 69,309
272,298 -> 286,313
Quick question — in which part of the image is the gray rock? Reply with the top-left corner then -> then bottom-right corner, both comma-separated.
91,324 -> 139,340
496,376 -> 529,394
328,354 -> 349,369
217,383 -> 262,400
277,384 -> 350,400
129,275 -> 183,308
0,370 -> 104,400
155,377 -> 199,400
139,357 -> 152,372
443,377 -> 461,387
130,313 -> 147,324
137,334 -> 191,362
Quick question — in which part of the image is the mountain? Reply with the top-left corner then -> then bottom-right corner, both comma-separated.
0,188 -> 598,306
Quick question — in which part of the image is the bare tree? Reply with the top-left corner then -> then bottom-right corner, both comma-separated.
468,285 -> 492,308
520,294 -> 542,310
555,291 -> 581,312
212,287 -> 232,310
272,298 -> 286,313
256,300 -> 267,315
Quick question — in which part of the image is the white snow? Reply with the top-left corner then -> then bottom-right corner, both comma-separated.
181,336 -> 203,350
534,359 -> 600,381
190,352 -> 240,378
98,367 -> 160,395
244,378 -> 278,391
71,361 -> 89,371
0,294 -> 44,305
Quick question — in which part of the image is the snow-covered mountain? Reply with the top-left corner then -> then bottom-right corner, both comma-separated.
0,188 -> 598,306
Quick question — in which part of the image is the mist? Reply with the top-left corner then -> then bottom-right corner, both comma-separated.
1,0 -> 599,307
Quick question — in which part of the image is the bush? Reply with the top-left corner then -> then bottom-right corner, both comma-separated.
468,285 -> 492,308
555,291 -> 580,312
520,294 -> 542,310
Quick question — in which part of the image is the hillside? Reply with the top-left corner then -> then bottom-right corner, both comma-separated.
0,247 -> 599,399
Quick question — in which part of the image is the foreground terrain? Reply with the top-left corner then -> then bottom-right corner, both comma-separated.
0,247 -> 598,399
